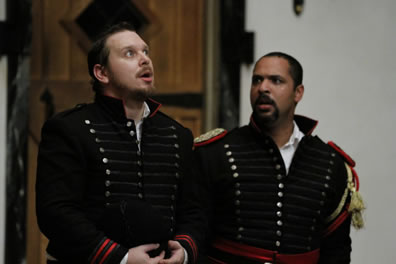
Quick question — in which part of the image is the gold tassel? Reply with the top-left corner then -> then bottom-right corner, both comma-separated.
345,163 -> 365,229
349,189 -> 365,212
351,209 -> 365,229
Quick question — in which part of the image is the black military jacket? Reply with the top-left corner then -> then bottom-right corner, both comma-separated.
194,115 -> 352,264
36,94 -> 203,264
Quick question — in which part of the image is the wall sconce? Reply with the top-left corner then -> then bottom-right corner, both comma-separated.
293,0 -> 304,16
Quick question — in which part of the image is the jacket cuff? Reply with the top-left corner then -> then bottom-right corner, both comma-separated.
175,234 -> 198,264
89,238 -> 128,264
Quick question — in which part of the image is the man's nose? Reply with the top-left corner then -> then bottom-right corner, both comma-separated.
139,52 -> 150,66
258,79 -> 271,93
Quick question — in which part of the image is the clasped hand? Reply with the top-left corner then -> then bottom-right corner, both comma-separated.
127,240 -> 185,264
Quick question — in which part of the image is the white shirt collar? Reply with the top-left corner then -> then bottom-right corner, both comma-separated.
281,121 -> 304,150
136,102 -> 151,144
279,121 -> 305,174
142,101 -> 151,119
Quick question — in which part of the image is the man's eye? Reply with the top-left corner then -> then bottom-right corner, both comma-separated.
126,50 -> 134,57
252,76 -> 263,85
143,49 -> 149,56
272,77 -> 282,84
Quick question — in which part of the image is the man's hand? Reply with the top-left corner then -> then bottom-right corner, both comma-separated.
158,240 -> 185,264
127,244 -> 165,264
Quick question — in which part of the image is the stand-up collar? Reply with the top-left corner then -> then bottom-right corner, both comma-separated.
95,94 -> 162,122
249,113 -> 318,136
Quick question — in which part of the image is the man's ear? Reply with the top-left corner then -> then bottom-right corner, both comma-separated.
294,84 -> 304,104
93,64 -> 109,84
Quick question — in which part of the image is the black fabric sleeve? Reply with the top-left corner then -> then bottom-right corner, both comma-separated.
175,128 -> 208,264
319,217 -> 352,264
319,156 -> 352,264
35,118 -> 128,263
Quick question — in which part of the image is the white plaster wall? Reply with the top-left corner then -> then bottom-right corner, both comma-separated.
0,0 -> 7,262
241,0 -> 396,263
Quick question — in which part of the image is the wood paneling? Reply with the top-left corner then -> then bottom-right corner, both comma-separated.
161,106 -> 202,138
143,0 -> 204,94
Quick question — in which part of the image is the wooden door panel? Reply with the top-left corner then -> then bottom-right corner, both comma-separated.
143,0 -> 203,93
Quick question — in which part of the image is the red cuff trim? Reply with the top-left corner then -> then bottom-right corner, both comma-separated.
99,242 -> 117,264
91,239 -> 110,264
91,239 -> 119,264
175,234 -> 197,263
322,208 -> 350,237
328,141 -> 356,167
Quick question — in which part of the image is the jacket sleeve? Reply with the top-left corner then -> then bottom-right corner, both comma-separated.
174,128 -> 208,264
36,117 -> 128,263
319,217 -> 351,264
319,159 -> 353,264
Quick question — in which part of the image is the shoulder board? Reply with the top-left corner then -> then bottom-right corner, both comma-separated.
52,103 -> 88,119
327,141 -> 355,167
194,128 -> 227,147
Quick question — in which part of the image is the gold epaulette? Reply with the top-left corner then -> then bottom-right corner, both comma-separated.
325,162 -> 365,230
194,128 -> 227,147
345,163 -> 365,229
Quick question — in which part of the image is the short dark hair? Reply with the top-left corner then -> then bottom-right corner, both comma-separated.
87,22 -> 136,93
257,52 -> 303,89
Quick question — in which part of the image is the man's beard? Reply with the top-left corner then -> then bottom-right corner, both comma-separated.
126,86 -> 155,102
110,73 -> 155,102
253,94 -> 279,127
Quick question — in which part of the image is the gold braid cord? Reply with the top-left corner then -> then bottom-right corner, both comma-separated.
345,163 -> 365,229
325,163 -> 365,229
325,185 -> 348,225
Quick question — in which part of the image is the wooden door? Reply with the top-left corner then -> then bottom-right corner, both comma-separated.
27,0 -> 204,263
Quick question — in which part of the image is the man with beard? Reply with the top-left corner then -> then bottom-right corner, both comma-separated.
36,22 -> 203,264
194,52 -> 364,263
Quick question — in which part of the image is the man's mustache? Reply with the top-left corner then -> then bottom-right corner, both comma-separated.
255,94 -> 275,106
